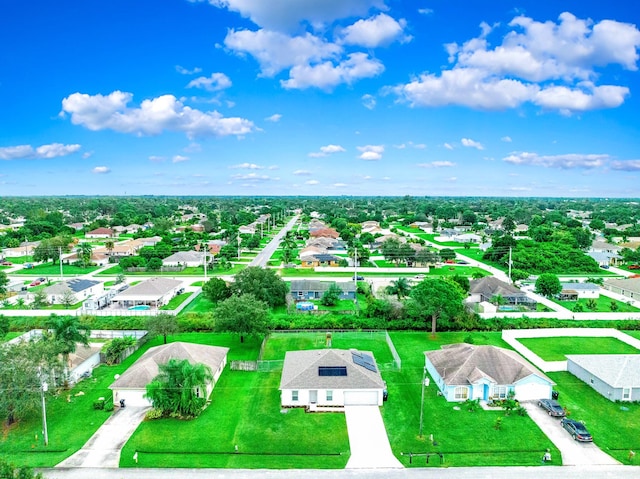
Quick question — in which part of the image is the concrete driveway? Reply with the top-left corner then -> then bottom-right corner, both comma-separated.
56,406 -> 149,468
522,401 -> 620,466
344,406 -> 403,469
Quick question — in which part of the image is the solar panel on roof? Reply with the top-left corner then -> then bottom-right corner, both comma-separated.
319,366 -> 347,376
351,352 -> 377,372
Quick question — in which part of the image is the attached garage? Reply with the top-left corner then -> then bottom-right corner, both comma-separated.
515,380 -> 553,401
344,390 -> 380,406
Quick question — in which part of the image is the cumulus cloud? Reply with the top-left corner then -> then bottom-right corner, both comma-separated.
333,182 -> 348,187
82,151 -> 94,159
610,160 -> 640,171
195,0 -> 387,32
176,65 -> 203,75
418,8 -> 433,15
461,138 -> 484,150
392,12 -> 640,112
338,13 -> 410,48
362,93 -> 376,110
61,91 -> 254,138
503,152 -> 608,169
172,155 -> 189,163
357,144 -> 384,160
186,73 -> 232,91
149,156 -> 166,162
293,169 -> 312,175
443,143 -> 454,150
309,144 -> 346,157
229,162 -> 264,169
305,179 -> 320,185
265,113 -> 282,122
418,161 -> 456,168
0,143 -> 81,160
501,136 -> 512,142
230,172 -> 277,181
92,166 -> 110,174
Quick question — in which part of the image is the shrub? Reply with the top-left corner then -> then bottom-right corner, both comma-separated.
102,336 -> 138,365
93,398 -> 105,410
103,401 -> 114,412
145,408 -> 164,420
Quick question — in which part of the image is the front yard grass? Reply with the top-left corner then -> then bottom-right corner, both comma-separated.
548,371 -> 640,464
518,336 -> 640,361
553,296 -> 640,313
11,263 -> 100,275
384,332 -> 559,467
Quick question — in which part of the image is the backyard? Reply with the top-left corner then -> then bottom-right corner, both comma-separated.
553,296 -> 640,313
517,336 -> 640,361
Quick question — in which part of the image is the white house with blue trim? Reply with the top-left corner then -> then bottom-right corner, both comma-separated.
424,344 -> 554,402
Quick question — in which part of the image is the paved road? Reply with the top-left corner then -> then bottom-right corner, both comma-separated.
249,215 -> 299,268
41,465 -> 639,479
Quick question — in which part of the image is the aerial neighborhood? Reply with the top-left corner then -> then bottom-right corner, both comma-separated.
1,196 -> 640,474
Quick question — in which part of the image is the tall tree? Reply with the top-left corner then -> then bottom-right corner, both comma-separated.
145,359 -> 213,418
46,315 -> 91,366
214,294 -> 269,342
386,277 -> 411,299
231,266 -> 287,307
409,279 -> 465,337
76,242 -> 93,268
535,273 -> 562,298
202,277 -> 231,303
145,313 -> 179,344
0,271 -> 9,297
321,283 -> 343,306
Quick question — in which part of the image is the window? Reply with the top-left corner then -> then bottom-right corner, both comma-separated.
326,390 -> 333,401
292,390 -> 299,401
454,387 -> 468,400
493,386 -> 508,399
623,388 -> 631,401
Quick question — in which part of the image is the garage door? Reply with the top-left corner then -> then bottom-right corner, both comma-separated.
344,391 -> 379,406
516,383 -> 551,401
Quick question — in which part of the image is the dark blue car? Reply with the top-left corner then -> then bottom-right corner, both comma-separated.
561,418 -> 593,442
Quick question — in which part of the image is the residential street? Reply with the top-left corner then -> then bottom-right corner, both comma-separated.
249,215 -> 300,267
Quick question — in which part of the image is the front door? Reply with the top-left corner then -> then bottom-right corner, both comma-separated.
483,384 -> 490,400
310,390 -> 318,404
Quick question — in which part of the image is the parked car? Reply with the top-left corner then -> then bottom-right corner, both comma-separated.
37,277 -> 46,283
600,264 -> 610,269
537,398 -> 565,417
414,274 -> 425,280
0,261 -> 12,266
352,275 -> 364,281
560,418 -> 593,442
629,265 -> 640,270
29,280 -> 41,287
457,260 -> 469,265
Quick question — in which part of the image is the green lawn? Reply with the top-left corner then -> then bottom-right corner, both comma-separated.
178,294 -> 213,315
97,264 -> 246,276
11,263 -> 100,275
1,331 -> 24,342
190,281 -> 204,286
518,336 -> 640,361
3,255 -> 33,264
553,296 -> 640,313
279,266 -> 488,279
160,293 -> 192,310
548,371 -> 640,464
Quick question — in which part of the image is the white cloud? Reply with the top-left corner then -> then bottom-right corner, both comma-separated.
61,91 -> 254,138
184,142 -> 202,153
196,0 -> 387,32
281,52 -> 384,90
176,65 -> 203,75
418,161 -> 456,168
293,169 -> 312,175
309,144 -> 346,157
231,172 -> 277,181
611,160 -> 640,171
418,8 -> 433,15
362,94 -> 376,110
338,13 -> 410,48
149,156 -> 166,162
448,177 -> 457,182
0,143 -> 81,160
229,162 -> 264,169
305,179 -> 320,185
172,155 -> 189,163
265,113 -> 282,122
501,136 -> 512,142
92,166 -> 110,174
186,73 -> 232,91
333,182 -> 348,187
461,138 -> 484,150
503,152 -> 608,169
267,165 -> 279,170
392,12 -> 640,112
443,143 -> 454,150
357,144 -> 384,160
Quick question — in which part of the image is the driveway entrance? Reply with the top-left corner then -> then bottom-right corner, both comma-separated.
522,401 -> 620,466
344,406 -> 403,469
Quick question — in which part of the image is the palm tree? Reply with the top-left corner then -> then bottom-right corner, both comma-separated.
490,294 -> 506,310
46,315 -> 90,367
77,242 -> 93,268
105,240 -> 115,256
386,277 -> 411,299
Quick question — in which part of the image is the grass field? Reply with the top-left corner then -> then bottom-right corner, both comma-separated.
11,263 -> 100,275
518,336 -> 640,361
97,264 -> 246,276
178,294 -> 213,314
553,296 -> 640,313
160,292 -> 192,310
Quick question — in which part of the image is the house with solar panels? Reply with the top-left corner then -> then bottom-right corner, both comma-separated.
279,349 -> 385,408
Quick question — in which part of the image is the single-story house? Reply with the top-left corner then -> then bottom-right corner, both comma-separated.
239,225 -> 256,235
62,251 -> 110,266
162,251 -> 204,268
567,355 -> 640,402
590,240 -> 622,254
467,277 -> 537,311
86,227 -> 115,239
3,241 -> 40,257
300,253 -> 342,268
111,277 -> 183,308
280,349 -> 385,408
66,343 -> 102,385
289,280 -> 356,301
43,279 -> 105,305
109,342 -> 229,407
6,279 -> 27,293
603,278 -> 640,300
453,233 -> 482,243
558,282 -> 600,301
309,228 -> 340,239
425,344 -> 554,402
587,250 -> 621,266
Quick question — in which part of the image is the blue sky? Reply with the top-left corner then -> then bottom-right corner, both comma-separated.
1,0 -> 639,197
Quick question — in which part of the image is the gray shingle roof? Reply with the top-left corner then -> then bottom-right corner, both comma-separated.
279,349 -> 384,390
110,342 -> 229,389
113,277 -> 183,300
425,344 -> 553,386
162,251 -> 204,263
567,354 -> 640,388
560,282 -> 600,291
604,278 -> 640,295
469,277 -> 526,297
289,280 -> 356,293
44,279 -> 100,295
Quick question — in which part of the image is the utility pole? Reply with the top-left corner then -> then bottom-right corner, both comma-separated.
59,247 -> 63,281
203,243 -> 208,282
419,367 -> 427,438
508,246 -> 513,283
39,368 -> 49,446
